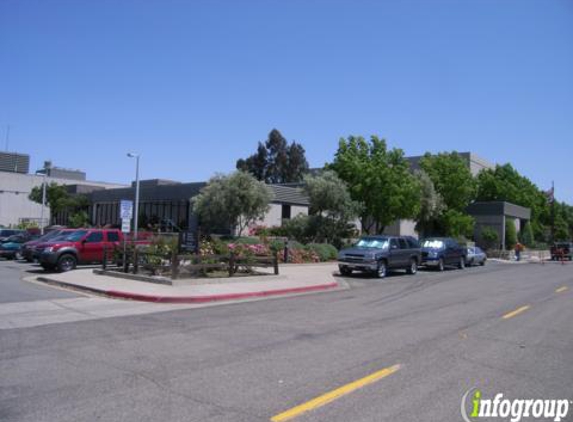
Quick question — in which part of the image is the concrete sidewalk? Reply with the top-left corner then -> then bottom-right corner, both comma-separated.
36,263 -> 342,303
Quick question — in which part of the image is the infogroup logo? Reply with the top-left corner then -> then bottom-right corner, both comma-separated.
461,388 -> 571,422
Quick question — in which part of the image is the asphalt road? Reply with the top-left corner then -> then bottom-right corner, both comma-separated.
1,260 -> 572,422
0,259 -> 80,303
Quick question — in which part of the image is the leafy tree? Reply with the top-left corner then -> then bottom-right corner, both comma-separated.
419,152 -> 476,211
505,218 -> 518,250
236,129 -> 309,183
442,209 -> 475,239
520,221 -> 535,247
29,183 -> 70,215
29,183 -> 89,225
330,136 -> 420,234
476,164 -> 550,240
414,170 -> 445,238
481,227 -> 499,250
192,171 -> 272,236
302,170 -> 361,246
69,211 -> 90,228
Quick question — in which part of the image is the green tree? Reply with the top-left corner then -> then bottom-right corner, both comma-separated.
29,183 -> 89,225
505,218 -> 518,250
442,209 -> 475,239
419,152 -> 476,211
192,171 -> 272,236
476,164 -> 550,240
69,211 -> 90,228
481,227 -> 499,250
414,170 -> 445,238
29,183 -> 70,216
303,170 -> 361,247
330,136 -> 421,233
520,221 -> 535,247
236,129 -> 309,183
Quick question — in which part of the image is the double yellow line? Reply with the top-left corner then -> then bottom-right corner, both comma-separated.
271,364 -> 401,422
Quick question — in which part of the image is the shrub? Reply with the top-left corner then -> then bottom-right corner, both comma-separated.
520,222 -> 534,247
505,218 -> 518,250
306,243 -> 338,261
481,227 -> 499,250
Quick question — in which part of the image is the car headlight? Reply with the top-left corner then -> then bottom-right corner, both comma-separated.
44,247 -> 54,253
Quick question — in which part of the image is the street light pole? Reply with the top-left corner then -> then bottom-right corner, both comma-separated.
39,160 -> 51,235
127,153 -> 140,240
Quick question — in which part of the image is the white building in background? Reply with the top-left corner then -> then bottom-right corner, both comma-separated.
0,152 -> 125,227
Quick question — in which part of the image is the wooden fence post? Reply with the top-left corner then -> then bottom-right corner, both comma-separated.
133,248 -> 139,274
228,252 -> 235,277
102,245 -> 107,270
274,251 -> 279,275
171,249 -> 179,280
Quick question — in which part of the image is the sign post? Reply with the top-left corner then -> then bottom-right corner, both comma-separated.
119,200 -> 134,272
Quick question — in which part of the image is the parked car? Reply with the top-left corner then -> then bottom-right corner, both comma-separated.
466,246 -> 487,266
21,229 -> 75,262
550,242 -> 573,261
421,237 -> 467,271
0,234 -> 39,260
39,229 -> 150,272
338,235 -> 421,278
0,229 -> 25,242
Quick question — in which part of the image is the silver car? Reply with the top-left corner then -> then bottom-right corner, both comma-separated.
466,247 -> 487,266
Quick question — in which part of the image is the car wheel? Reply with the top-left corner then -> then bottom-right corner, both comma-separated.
406,258 -> 418,275
14,251 -> 23,260
437,258 -> 445,272
458,257 -> 466,270
376,261 -> 387,278
480,259 -> 486,266
340,266 -> 352,276
57,254 -> 77,272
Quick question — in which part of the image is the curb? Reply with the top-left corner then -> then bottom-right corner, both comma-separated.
36,276 -> 339,304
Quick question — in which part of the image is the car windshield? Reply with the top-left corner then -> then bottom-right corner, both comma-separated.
62,230 -> 88,242
355,238 -> 389,249
40,230 -> 63,241
422,240 -> 445,249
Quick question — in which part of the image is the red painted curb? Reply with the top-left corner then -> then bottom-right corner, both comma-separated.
105,282 -> 339,303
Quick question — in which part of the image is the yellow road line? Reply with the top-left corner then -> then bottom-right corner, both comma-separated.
556,286 -> 569,293
271,364 -> 401,422
502,305 -> 531,320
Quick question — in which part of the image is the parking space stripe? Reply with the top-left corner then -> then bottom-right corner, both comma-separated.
556,286 -> 568,293
502,305 -> 531,320
271,364 -> 400,422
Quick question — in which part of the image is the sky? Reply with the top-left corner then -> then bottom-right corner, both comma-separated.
1,0 -> 572,202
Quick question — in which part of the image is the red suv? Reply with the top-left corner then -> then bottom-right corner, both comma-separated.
39,229 -> 127,272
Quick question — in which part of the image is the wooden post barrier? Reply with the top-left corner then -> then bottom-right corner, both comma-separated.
171,249 -> 179,280
274,251 -> 279,275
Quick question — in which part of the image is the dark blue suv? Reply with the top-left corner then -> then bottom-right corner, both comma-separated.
421,237 -> 467,271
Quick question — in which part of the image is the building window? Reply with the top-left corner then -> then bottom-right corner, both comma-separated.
282,204 -> 291,220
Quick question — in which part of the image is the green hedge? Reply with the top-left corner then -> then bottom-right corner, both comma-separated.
306,243 -> 338,261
